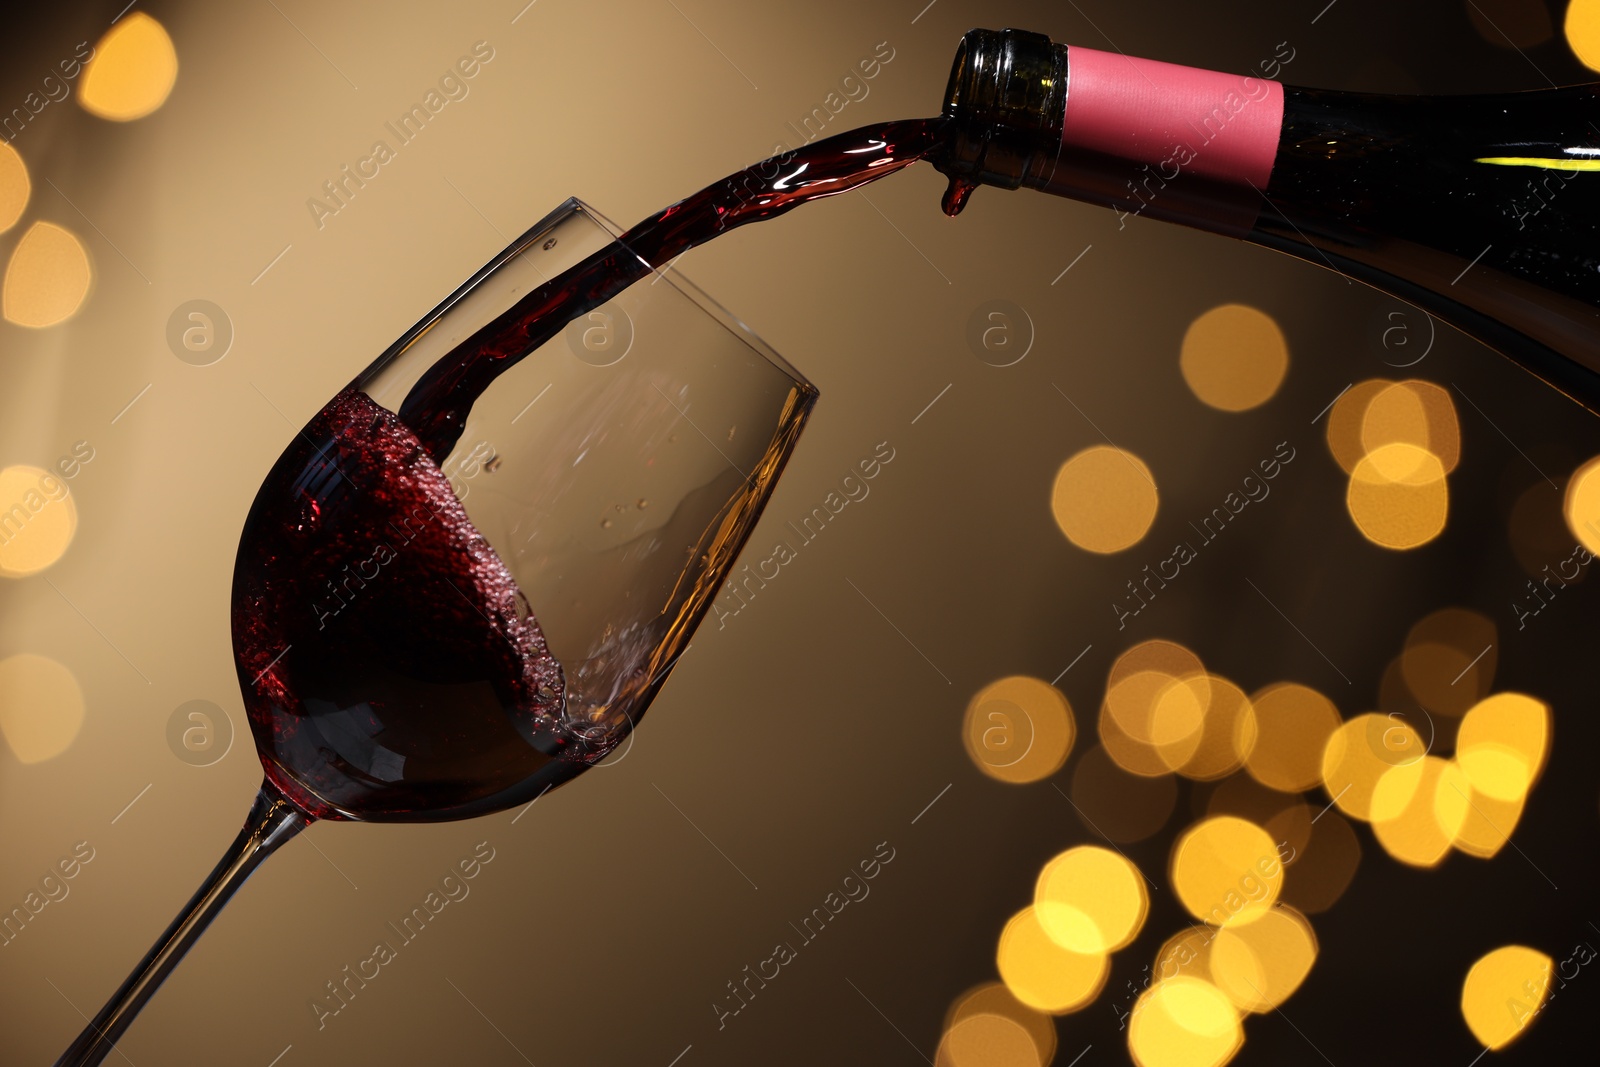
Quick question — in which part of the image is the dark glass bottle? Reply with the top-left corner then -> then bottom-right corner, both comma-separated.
935,27 -> 1600,408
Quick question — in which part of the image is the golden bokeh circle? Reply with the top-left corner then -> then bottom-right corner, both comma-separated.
0,464 -> 79,577
1320,714 -> 1424,822
1109,670 -> 1207,749
3,221 -> 92,328
962,675 -> 1075,785
1175,674 -> 1257,781
1370,755 -> 1470,868
1326,378 -> 1392,474
0,653 -> 85,763
1210,904 -> 1318,1014
935,1012 -> 1042,1067
1035,846 -> 1149,953
1128,977 -> 1243,1067
1563,454 -> 1600,555
1359,380 -> 1460,474
1567,0 -> 1600,72
1170,816 -> 1283,928
1154,926 -> 1215,986
1099,640 -> 1213,776
996,906 -> 1110,1014
0,140 -> 28,234
80,13 -> 179,121
1452,787 -> 1525,860
1456,693 -> 1549,802
944,983 -> 1056,1066
1180,303 -> 1289,412
1246,682 -> 1341,793
1461,945 -> 1553,1049
1051,445 -> 1159,554
1347,443 -> 1449,549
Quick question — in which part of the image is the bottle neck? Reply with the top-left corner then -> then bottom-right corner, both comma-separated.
938,31 -> 1285,234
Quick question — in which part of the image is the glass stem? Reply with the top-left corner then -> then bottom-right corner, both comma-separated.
54,781 -> 308,1067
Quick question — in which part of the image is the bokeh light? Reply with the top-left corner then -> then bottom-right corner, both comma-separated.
1370,755 -> 1470,868
1245,682 -> 1340,793
1346,443 -> 1449,549
935,1012 -> 1042,1067
1567,0 -> 1600,72
1175,675 -> 1256,781
1209,904 -> 1317,1013
0,464 -> 79,576
1101,697 -> 1188,778
79,13 -> 179,121
963,675 -> 1075,784
1509,480 -> 1583,581
1070,743 -> 1177,842
1106,671 -> 1206,770
1320,714 -> 1423,821
1452,787 -> 1524,860
3,221 -> 92,328
1128,977 -> 1243,1067
1359,380 -> 1460,474
1325,378 -> 1392,474
1154,926 -> 1215,985
1100,641 -> 1211,776
1051,445 -> 1159,553
0,652 -> 85,763
1110,639 -> 1208,687
1466,0 -> 1553,49
1563,454 -> 1600,554
1278,810 -> 1360,915
1179,304 -> 1288,412
944,982 -> 1057,1066
1456,693 -> 1549,802
996,906 -> 1110,1014
1399,607 -> 1497,717
1170,816 -> 1283,928
1461,945 -> 1552,1049
0,141 -> 28,234
1035,846 -> 1149,953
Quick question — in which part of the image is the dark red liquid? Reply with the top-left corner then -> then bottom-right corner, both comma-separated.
398,117 -> 945,460
232,119 -> 946,821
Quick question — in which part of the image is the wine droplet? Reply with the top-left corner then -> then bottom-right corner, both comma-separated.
941,176 -> 976,216
484,455 -> 502,473
636,498 -> 648,510
601,518 -> 613,529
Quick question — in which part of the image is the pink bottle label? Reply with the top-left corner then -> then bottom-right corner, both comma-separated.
1055,46 -> 1284,232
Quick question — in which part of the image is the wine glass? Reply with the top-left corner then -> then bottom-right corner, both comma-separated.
55,198 -> 817,1065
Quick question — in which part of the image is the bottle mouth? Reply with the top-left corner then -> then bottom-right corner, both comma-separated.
938,27 -> 1068,190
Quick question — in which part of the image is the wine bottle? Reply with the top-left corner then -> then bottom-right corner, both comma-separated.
934,27 -> 1600,407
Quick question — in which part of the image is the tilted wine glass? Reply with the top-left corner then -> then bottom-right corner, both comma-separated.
56,199 -> 816,1064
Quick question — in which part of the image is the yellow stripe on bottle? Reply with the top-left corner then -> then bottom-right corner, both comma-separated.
1475,156 -> 1600,171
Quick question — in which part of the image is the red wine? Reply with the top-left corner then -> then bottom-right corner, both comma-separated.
233,389 -> 573,820
396,117 -> 943,460
232,120 -> 943,821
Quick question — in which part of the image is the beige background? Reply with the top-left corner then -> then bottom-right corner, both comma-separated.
3,1 -> 1599,1064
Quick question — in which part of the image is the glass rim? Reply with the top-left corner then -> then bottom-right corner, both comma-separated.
362,196 -> 816,397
